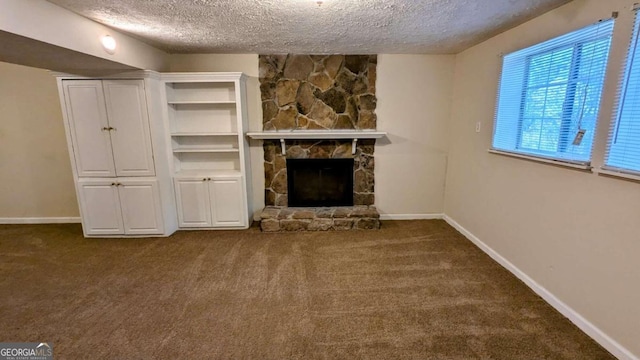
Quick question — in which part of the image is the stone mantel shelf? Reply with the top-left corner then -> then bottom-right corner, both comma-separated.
246,130 -> 387,155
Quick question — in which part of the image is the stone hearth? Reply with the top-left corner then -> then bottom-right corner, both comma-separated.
259,206 -> 380,232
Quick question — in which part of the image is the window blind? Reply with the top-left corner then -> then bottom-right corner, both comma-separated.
604,8 -> 640,175
492,19 -> 614,165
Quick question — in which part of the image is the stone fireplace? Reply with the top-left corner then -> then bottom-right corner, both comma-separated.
257,54 -> 381,231
263,139 -> 375,207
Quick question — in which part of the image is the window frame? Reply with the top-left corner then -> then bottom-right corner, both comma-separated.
491,19 -> 615,169
517,44 -> 581,154
602,8 -> 640,177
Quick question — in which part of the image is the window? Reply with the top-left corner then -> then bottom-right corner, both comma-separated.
605,8 -> 640,175
492,19 -> 614,166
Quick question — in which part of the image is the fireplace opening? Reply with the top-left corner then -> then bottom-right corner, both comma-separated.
287,158 -> 354,207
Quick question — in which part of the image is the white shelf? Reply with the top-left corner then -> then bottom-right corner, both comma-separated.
168,100 -> 236,105
174,169 -> 242,178
173,148 -> 239,153
246,130 -> 387,155
172,151 -> 240,172
167,106 -> 237,133
165,81 -> 237,103
171,132 -> 238,137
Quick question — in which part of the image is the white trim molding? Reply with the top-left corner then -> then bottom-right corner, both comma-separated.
246,130 -> 387,140
379,213 -> 444,220
0,217 -> 81,224
597,167 -> 640,182
443,215 -> 638,360
488,149 -> 592,170
247,130 -> 387,155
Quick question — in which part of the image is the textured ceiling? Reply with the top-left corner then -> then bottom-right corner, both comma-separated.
46,0 -> 571,54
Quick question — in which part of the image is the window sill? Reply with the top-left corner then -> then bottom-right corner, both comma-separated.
596,167 -> 640,182
488,149 -> 592,170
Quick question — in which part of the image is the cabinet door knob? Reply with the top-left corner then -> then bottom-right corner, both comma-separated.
109,127 -> 116,131
111,182 -> 116,186
202,178 -> 207,181
208,178 -> 212,181
102,127 -> 110,131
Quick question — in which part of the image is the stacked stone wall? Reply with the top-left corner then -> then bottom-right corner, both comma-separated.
259,55 -> 378,207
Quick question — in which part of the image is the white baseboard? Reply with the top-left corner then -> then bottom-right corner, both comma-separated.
443,215 -> 638,360
0,217 -> 81,224
379,213 -> 444,220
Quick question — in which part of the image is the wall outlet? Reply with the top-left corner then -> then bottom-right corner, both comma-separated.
475,121 -> 481,133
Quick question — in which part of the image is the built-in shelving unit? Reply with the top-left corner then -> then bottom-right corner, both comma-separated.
163,76 -> 244,174
160,73 -> 252,229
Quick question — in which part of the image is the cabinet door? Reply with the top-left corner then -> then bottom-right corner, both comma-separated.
103,80 -> 156,177
77,179 -> 123,235
209,177 -> 246,227
63,80 -> 116,177
174,178 -> 212,228
118,180 -> 164,235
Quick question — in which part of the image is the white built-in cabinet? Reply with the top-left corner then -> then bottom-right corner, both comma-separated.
174,176 -> 245,228
161,73 -> 252,229
55,71 -> 251,237
56,72 -> 178,238
63,80 -> 155,177
77,179 -> 163,236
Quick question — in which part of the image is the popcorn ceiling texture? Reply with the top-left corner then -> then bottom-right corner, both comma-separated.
46,0 -> 570,54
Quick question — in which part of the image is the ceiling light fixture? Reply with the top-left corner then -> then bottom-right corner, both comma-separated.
101,35 -> 117,54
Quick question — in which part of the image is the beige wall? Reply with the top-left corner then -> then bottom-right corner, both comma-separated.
444,0 -> 640,357
376,55 -> 454,217
2,53 -> 453,220
0,0 -> 168,71
169,54 -> 454,218
0,62 -> 78,219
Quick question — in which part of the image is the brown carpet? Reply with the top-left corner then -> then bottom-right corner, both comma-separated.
0,220 -> 613,359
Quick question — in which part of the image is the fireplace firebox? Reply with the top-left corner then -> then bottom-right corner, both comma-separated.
287,158 -> 354,207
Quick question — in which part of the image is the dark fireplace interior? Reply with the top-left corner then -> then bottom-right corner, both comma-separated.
287,158 -> 354,207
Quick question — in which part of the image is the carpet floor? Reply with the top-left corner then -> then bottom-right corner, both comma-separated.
0,220 -> 613,359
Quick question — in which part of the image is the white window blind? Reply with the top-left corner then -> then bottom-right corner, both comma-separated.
492,19 -> 614,165
605,9 -> 640,175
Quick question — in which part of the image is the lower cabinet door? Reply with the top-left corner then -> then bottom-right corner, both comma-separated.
209,177 -> 246,227
174,178 -> 212,228
77,179 -> 124,235
118,180 -> 164,235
